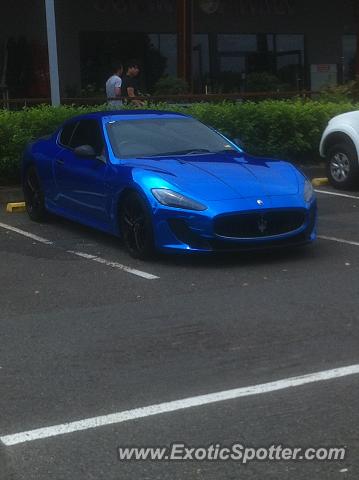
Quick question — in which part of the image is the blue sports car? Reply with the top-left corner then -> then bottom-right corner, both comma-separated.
22,110 -> 317,259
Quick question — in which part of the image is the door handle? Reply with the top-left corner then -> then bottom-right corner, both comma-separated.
56,158 -> 65,165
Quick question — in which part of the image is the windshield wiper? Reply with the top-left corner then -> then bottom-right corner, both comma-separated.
215,148 -> 238,154
181,149 -> 212,155
150,148 -> 212,157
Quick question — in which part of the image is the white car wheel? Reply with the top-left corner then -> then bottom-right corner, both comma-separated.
326,142 -> 359,189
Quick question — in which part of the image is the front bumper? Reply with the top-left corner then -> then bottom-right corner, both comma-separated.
152,196 -> 317,253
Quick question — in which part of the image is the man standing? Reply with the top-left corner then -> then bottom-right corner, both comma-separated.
106,63 -> 123,108
121,60 -> 143,106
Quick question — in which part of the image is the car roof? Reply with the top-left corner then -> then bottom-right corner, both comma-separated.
64,109 -> 191,124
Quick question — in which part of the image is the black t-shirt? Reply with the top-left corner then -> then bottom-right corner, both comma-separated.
122,75 -> 140,98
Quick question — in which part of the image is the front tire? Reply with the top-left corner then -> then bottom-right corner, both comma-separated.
326,142 -> 359,189
119,192 -> 155,259
23,166 -> 48,222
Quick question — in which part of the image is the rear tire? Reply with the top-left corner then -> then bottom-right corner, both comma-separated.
326,142 -> 359,189
119,192 -> 155,259
23,166 -> 48,222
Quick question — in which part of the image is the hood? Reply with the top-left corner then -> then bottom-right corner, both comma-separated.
329,111 -> 359,125
131,153 -> 300,201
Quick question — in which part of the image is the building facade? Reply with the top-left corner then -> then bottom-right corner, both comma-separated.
0,0 -> 358,99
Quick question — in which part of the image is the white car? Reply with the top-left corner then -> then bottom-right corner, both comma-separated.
320,111 -> 359,189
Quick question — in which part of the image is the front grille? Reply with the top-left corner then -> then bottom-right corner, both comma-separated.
209,232 -> 309,251
214,209 -> 306,238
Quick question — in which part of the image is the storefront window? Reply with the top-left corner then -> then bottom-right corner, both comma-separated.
343,35 -> 356,82
276,34 -> 304,90
215,34 -> 259,92
213,33 -> 304,92
148,34 -> 177,77
80,32 -> 174,94
218,34 -> 258,53
276,35 -> 304,59
193,34 -> 210,92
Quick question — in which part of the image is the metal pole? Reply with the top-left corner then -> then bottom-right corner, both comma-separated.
45,0 -> 60,106
355,0 -> 359,79
177,0 -> 193,90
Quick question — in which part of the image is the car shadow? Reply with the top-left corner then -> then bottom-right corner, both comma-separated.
153,244 -> 319,270
47,214 -> 320,270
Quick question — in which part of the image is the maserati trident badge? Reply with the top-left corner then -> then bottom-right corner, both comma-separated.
257,215 -> 268,234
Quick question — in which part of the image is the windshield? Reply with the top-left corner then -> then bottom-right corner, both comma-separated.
106,117 -> 238,158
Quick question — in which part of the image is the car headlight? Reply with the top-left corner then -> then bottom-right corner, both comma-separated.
304,179 -> 315,203
152,188 -> 207,211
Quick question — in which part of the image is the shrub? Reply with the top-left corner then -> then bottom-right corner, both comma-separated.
245,72 -> 283,92
184,100 -> 357,161
153,76 -> 189,95
319,80 -> 359,103
1,100 -> 358,184
0,104 -> 100,183
319,83 -> 355,103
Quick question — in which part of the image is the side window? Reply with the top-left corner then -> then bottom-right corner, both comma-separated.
69,119 -> 104,156
59,122 -> 77,147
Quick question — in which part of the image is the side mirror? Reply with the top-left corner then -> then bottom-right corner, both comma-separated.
233,138 -> 245,149
74,144 -> 96,158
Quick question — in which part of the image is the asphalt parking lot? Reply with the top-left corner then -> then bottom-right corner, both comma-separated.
0,186 -> 359,479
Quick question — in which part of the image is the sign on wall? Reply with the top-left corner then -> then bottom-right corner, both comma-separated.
310,64 -> 338,91
217,0 -> 294,16
200,0 -> 221,14
93,0 -> 175,14
93,0 -> 295,16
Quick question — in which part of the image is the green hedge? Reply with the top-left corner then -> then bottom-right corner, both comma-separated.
1,100 -> 358,184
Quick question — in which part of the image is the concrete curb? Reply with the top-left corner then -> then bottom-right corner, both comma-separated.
312,177 -> 329,187
297,164 -> 326,180
0,187 -> 23,205
6,202 -> 26,213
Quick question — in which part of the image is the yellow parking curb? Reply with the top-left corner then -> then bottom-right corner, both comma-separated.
6,202 -> 26,213
311,177 -> 329,187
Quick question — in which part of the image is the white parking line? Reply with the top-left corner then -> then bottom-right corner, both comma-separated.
315,189 -> 359,200
318,235 -> 359,247
67,250 -> 159,280
2,364 -> 359,446
0,222 -> 159,280
0,222 -> 53,245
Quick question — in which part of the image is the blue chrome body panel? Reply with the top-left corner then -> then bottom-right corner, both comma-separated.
22,110 -> 317,253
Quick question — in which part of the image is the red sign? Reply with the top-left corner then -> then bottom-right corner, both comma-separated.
317,65 -> 331,73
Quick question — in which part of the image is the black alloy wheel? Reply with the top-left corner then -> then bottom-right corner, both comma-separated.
23,166 -> 48,222
120,192 -> 155,259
